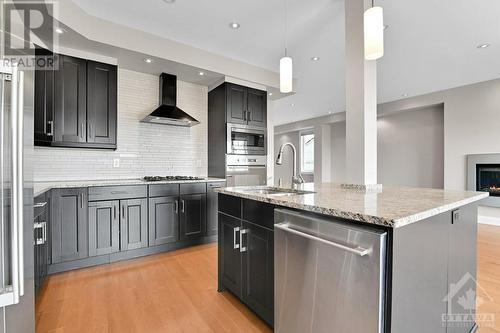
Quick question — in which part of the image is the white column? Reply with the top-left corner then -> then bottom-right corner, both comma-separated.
345,0 -> 378,185
314,125 -> 332,183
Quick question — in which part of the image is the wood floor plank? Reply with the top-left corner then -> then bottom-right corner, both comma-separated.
36,225 -> 500,332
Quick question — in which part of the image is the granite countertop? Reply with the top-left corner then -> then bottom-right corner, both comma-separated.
215,183 -> 489,228
34,178 -> 226,197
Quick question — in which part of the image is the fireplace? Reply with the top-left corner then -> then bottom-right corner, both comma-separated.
467,154 -> 500,207
476,164 -> 500,196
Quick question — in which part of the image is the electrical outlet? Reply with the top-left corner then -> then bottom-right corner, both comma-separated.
113,158 -> 120,168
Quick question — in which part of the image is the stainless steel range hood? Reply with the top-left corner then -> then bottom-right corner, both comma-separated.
141,73 -> 200,127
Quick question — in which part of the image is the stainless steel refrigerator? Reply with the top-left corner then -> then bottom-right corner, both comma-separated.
0,63 -> 35,332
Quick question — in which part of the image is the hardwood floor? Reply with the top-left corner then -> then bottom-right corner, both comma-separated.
36,244 -> 272,333
36,225 -> 500,333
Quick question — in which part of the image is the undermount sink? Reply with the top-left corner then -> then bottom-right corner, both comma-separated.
239,187 -> 315,196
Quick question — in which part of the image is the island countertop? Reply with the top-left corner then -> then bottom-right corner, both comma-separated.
215,183 -> 489,228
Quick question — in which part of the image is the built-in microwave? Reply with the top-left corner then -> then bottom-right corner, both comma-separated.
227,123 -> 266,155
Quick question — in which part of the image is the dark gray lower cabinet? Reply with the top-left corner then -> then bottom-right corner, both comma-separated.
149,196 -> 179,246
180,193 -> 206,240
120,199 -> 148,251
51,188 -> 88,263
219,213 -> 242,298
207,181 -> 225,236
88,200 -> 119,256
34,193 -> 50,295
218,195 -> 274,327
241,221 -> 274,325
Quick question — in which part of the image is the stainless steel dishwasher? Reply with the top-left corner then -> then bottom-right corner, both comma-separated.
274,209 -> 387,333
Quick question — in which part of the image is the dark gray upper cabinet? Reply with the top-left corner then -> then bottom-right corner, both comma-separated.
241,221 -> 274,325
148,196 -> 179,246
207,182 -> 225,236
88,200 -> 119,257
34,47 -> 54,145
246,88 -> 267,127
87,61 -> 117,146
35,53 -> 117,149
180,193 -> 206,240
51,188 -> 88,263
226,84 -> 247,125
120,199 -> 148,251
224,83 -> 267,127
54,54 -> 87,143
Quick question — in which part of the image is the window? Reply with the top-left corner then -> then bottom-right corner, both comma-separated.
300,132 -> 314,173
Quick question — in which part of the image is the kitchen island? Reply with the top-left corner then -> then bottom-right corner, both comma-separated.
215,183 -> 488,333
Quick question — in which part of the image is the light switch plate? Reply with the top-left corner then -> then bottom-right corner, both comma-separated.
113,158 -> 120,168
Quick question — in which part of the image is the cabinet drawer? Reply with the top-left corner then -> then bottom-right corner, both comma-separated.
180,183 -> 207,195
149,184 -> 180,197
34,193 -> 48,219
88,185 -> 147,201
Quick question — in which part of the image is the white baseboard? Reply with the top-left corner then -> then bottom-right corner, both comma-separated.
478,215 -> 500,226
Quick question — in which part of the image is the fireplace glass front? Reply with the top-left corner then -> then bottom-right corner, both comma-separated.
476,164 -> 500,197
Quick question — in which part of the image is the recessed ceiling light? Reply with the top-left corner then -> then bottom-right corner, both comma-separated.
268,92 -> 273,96
290,103 -> 295,107
383,25 -> 389,30
198,71 -> 205,76
143,58 -> 153,63
310,57 -> 320,61
401,93 -> 408,97
229,22 -> 240,29
477,43 -> 491,49
328,111 -> 333,114
55,27 -> 64,34
163,0 -> 176,3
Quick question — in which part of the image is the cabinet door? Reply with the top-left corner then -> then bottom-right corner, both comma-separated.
226,84 -> 248,125
447,207 -> 478,333
247,88 -> 267,127
51,188 -> 88,263
241,221 -> 274,325
120,199 -> 148,251
54,54 -> 87,143
88,200 -> 119,256
87,61 -> 117,145
148,196 -> 179,246
34,48 -> 54,144
218,213 -> 242,298
207,182 -> 225,236
180,194 -> 206,240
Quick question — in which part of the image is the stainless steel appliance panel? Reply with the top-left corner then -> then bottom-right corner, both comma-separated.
226,123 -> 266,155
274,209 -> 386,333
226,155 -> 267,187
0,63 -> 35,332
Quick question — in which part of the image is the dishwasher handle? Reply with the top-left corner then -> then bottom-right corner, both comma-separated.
275,223 -> 370,257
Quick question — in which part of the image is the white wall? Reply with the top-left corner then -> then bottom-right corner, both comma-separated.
330,106 -> 444,188
33,69 -> 208,181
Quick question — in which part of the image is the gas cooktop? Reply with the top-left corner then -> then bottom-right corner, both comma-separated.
142,176 -> 205,182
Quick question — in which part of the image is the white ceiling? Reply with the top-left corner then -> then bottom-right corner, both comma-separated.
72,0 -> 500,125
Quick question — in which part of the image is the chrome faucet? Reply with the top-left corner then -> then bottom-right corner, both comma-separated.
276,142 -> 305,188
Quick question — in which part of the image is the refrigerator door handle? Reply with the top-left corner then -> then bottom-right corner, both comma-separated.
16,70 -> 24,297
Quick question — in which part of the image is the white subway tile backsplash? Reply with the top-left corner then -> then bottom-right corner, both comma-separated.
34,69 -> 208,181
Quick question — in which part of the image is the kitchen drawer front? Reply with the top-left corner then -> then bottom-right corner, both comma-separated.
88,185 -> 147,201
149,184 -> 180,197
180,183 -> 207,195
242,198 -> 275,230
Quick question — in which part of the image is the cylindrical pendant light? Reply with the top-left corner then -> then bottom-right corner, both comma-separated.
280,56 -> 293,93
364,4 -> 384,60
280,0 -> 293,93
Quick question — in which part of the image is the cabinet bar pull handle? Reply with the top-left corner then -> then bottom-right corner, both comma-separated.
122,205 -> 126,218
34,202 -> 47,208
174,200 -> 179,213
275,223 -> 370,256
80,194 -> 84,208
113,205 -> 116,220
233,227 -> 240,249
239,229 -> 248,252
181,200 -> 185,213
47,120 -> 53,136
